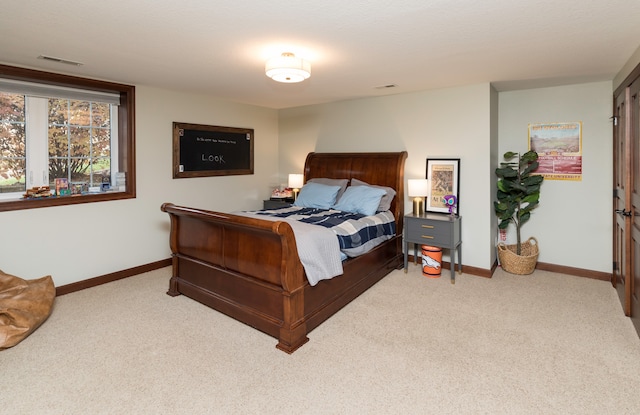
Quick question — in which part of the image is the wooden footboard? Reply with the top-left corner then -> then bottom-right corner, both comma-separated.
161,203 -> 311,352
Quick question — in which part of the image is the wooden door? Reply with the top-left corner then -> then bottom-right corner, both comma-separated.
630,78 -> 640,332
613,87 -> 631,315
614,72 -> 640,336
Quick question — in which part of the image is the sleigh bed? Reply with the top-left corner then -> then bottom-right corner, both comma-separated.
161,151 -> 407,353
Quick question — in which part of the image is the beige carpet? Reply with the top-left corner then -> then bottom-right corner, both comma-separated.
1,265 -> 640,415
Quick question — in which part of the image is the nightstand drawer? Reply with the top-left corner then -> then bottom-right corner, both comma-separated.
405,220 -> 452,245
263,199 -> 292,209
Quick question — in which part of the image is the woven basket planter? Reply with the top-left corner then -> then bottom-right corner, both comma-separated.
497,237 -> 539,275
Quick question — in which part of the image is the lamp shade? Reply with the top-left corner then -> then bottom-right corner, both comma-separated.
266,53 -> 311,83
408,179 -> 429,197
288,173 -> 304,189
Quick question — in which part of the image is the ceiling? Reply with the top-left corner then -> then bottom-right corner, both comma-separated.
2,0 -> 640,109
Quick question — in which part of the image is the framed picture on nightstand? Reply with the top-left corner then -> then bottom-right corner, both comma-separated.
426,158 -> 460,215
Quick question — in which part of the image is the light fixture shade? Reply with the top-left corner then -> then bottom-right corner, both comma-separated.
288,173 -> 304,189
266,53 -> 311,83
408,179 -> 429,197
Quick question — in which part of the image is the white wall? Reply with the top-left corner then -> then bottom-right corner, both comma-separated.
279,83 -> 495,270
498,81 -> 613,273
0,85 -> 279,286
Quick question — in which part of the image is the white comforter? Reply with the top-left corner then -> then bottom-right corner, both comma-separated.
233,211 -> 344,286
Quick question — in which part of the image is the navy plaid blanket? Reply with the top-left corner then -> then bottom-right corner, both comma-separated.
255,206 -> 396,257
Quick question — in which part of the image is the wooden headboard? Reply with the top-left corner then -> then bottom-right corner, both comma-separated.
303,151 -> 408,230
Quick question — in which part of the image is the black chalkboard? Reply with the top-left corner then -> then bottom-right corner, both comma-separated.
173,122 -> 254,178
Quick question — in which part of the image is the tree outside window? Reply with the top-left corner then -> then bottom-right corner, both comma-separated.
47,99 -> 112,189
0,92 -> 26,194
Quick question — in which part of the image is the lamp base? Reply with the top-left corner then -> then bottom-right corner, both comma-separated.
412,197 -> 424,216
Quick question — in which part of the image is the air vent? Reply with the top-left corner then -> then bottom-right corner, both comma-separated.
374,84 -> 398,89
37,55 -> 84,66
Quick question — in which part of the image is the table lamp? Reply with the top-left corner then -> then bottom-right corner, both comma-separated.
288,173 -> 304,200
408,179 -> 429,215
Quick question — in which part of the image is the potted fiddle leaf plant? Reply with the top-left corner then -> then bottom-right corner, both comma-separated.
494,150 -> 544,274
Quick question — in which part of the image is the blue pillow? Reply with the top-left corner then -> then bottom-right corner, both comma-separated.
332,185 -> 387,216
293,182 -> 341,209
351,178 -> 396,211
308,178 -> 349,200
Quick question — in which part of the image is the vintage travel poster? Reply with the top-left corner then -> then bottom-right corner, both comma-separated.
426,158 -> 460,214
528,121 -> 582,181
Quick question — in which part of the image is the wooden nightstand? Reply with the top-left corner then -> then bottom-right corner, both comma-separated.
403,213 -> 462,283
263,199 -> 292,209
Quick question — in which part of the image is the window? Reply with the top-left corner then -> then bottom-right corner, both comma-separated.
0,64 -> 135,211
47,98 -> 115,192
0,94 -> 116,196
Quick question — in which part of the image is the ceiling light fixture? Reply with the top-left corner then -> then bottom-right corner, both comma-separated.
265,52 -> 311,83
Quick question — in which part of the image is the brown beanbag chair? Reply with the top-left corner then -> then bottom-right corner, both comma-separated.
0,270 -> 55,349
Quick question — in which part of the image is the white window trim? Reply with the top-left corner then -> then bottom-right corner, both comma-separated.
0,94 -> 119,200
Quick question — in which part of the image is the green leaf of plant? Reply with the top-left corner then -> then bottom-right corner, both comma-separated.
496,180 -> 510,192
496,190 -> 510,201
522,193 -> 539,204
511,182 -> 527,192
522,161 -> 540,175
521,150 -> 538,162
498,220 -> 511,229
496,167 -> 517,178
528,174 -> 544,185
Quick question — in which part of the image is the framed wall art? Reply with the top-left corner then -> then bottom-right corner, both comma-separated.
528,121 -> 582,181
426,158 -> 460,214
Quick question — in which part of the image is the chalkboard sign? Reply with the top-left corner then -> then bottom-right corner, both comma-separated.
173,122 -> 254,178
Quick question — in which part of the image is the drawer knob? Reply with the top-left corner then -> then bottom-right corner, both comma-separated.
421,235 -> 434,239
421,224 -> 434,229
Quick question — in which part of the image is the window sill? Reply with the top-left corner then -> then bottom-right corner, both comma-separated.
0,190 -> 135,212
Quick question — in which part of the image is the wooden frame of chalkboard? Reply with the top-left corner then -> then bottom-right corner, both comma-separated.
172,122 -> 254,178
